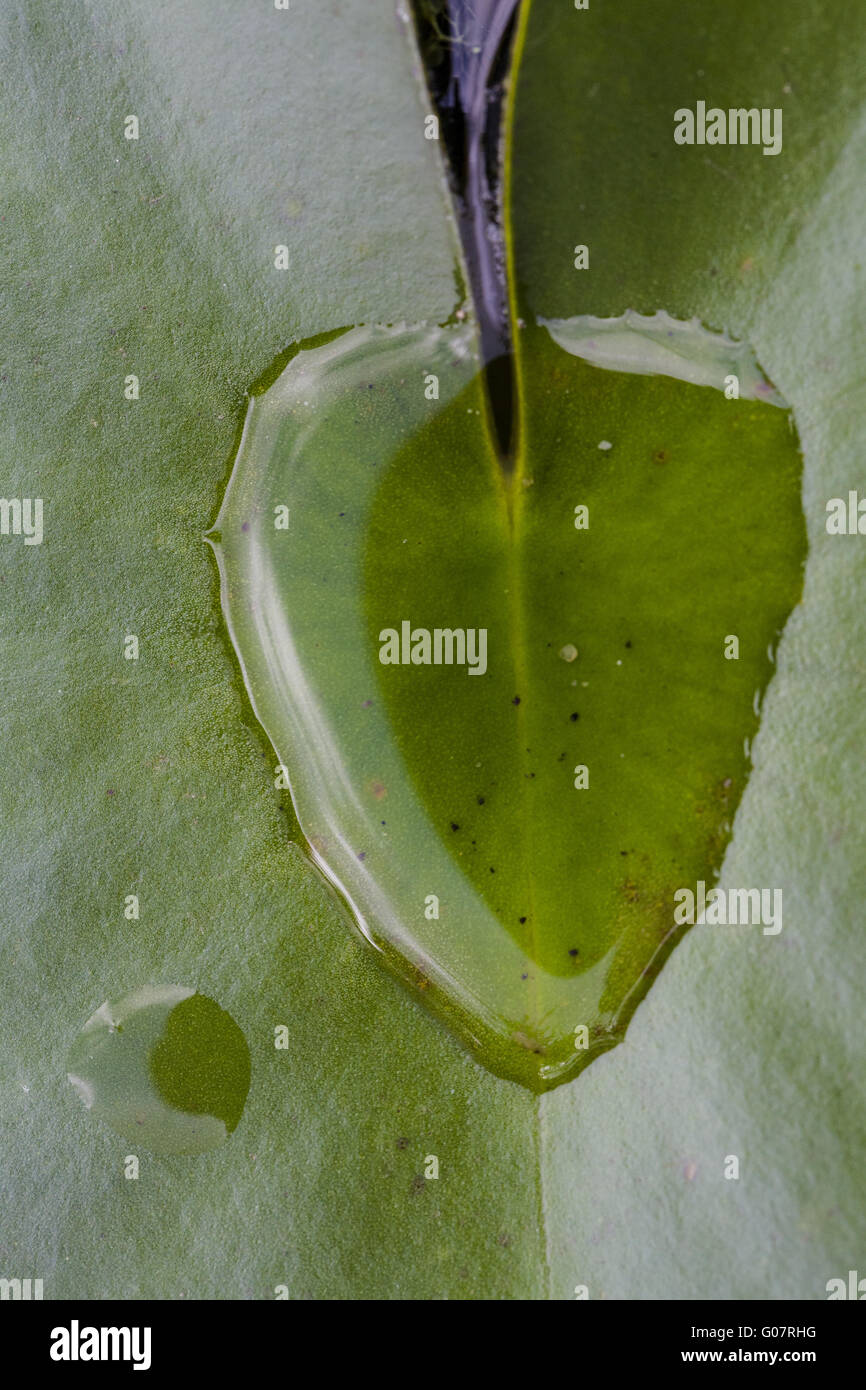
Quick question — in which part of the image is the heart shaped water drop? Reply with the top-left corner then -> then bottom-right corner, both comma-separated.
210,316 -> 805,1090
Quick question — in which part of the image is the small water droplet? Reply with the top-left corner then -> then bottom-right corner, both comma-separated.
540,309 -> 787,405
67,985 -> 250,1155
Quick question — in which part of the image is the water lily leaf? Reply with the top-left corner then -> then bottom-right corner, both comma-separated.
4,0 -> 866,1303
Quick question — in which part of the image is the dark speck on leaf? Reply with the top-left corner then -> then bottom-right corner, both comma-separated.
489,867 -> 495,873
357,851 -> 366,861
477,795 -> 485,805
361,699 -> 373,708
521,973 -> 528,980
450,822 -> 460,832
625,640 -> 632,648
512,695 -> 521,705
241,521 -> 250,532
519,916 -> 527,924
568,948 -> 579,958
570,712 -> 579,722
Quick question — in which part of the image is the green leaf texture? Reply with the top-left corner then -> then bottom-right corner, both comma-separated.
1,0 -> 864,1299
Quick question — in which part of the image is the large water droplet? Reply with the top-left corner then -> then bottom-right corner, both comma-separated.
67,985 -> 250,1155
209,317 -> 805,1091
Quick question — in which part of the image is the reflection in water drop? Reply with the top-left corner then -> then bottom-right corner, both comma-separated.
408,0 -> 521,458
67,985 -> 250,1155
